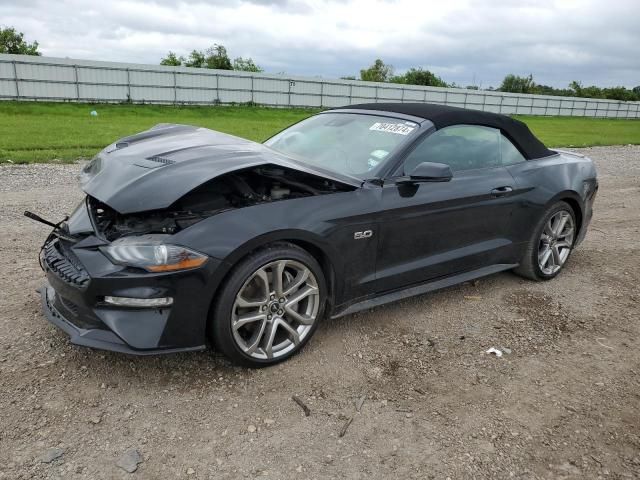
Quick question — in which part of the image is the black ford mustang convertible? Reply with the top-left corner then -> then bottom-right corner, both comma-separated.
31,103 -> 598,366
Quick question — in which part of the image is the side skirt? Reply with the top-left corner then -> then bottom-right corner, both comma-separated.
331,263 -> 518,319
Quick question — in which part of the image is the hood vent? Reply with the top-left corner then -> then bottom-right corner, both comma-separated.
147,156 -> 176,165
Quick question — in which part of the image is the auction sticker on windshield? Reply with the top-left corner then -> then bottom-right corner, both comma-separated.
369,122 -> 415,135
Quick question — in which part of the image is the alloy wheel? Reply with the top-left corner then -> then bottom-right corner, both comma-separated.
231,260 -> 320,360
538,210 -> 575,275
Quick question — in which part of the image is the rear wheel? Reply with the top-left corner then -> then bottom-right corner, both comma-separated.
210,243 -> 326,367
514,201 -> 576,281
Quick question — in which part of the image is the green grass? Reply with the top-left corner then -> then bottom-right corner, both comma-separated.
0,102 -> 318,163
0,102 -> 638,163
513,115 -> 640,149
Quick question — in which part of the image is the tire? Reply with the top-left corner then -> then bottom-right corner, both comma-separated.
514,201 -> 577,281
210,242 -> 326,367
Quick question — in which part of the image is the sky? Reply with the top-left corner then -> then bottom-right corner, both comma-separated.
1,0 -> 639,88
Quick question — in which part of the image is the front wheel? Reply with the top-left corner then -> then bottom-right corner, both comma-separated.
210,243 -> 326,367
514,201 -> 577,281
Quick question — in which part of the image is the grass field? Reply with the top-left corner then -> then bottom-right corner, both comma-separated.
1,102 -> 639,163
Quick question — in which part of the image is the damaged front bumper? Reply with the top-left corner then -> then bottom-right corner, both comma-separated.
40,284 -> 204,355
39,235 -> 218,355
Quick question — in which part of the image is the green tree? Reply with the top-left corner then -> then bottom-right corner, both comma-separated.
391,67 -> 449,87
602,86 -> 636,101
184,49 -> 206,68
568,80 -> 584,97
160,51 -> 184,66
0,27 -> 40,55
233,57 -> 262,72
581,85 -> 604,99
162,45 -> 266,72
360,59 -> 393,82
534,84 -> 573,97
204,45 -> 232,70
499,74 -> 536,93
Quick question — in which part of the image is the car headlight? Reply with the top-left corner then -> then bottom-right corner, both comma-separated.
100,238 -> 207,272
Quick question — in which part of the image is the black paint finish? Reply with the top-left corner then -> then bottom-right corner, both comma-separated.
37,108 -> 598,355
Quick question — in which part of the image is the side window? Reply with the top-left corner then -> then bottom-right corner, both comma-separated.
500,134 -> 526,165
402,125 -> 501,174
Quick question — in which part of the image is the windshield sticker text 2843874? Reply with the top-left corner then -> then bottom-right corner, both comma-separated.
369,122 -> 415,135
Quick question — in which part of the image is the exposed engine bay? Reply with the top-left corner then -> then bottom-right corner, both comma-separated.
90,165 -> 354,241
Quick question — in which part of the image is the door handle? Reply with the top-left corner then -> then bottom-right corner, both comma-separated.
490,186 -> 513,197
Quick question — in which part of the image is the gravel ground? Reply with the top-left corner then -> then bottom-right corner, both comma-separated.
0,146 -> 639,479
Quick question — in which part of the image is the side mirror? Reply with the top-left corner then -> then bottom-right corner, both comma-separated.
396,162 -> 453,184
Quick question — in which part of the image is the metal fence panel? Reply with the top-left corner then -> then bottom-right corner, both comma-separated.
17,62 -> 74,82
0,79 -> 17,97
77,67 -> 126,86
0,53 -> 638,118
131,70 -> 173,87
0,61 -> 15,78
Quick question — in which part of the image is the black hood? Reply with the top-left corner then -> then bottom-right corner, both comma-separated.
80,124 -> 361,214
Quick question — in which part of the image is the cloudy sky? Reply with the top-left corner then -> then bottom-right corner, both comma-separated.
1,0 -> 639,88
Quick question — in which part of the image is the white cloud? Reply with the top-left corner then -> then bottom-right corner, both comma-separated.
1,0 -> 638,87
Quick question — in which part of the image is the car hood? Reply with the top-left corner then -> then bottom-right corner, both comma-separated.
80,123 -> 361,214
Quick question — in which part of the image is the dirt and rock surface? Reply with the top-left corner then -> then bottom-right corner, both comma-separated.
0,146 -> 639,479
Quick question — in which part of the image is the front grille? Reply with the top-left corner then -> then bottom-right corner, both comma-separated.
43,238 -> 90,288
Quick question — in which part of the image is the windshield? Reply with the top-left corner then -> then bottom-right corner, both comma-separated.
264,113 -> 420,179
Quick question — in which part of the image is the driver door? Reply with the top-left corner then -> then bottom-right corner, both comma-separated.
374,125 -> 522,292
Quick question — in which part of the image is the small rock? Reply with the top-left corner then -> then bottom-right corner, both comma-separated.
186,467 -> 195,475
263,418 -> 275,425
296,465 -> 303,472
89,415 -> 101,424
247,424 -> 257,433
40,447 -> 64,463
502,347 -> 512,355
116,448 -> 142,473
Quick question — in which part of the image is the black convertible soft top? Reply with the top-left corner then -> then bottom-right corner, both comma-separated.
335,102 -> 554,160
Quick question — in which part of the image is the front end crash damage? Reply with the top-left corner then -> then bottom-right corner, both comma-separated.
89,164 -> 352,241
35,124 -> 356,354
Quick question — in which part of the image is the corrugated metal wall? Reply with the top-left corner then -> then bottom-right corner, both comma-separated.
1,54 -> 639,118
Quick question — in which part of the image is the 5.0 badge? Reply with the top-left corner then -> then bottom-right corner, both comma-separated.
354,230 -> 373,240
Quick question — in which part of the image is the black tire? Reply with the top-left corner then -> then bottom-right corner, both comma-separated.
513,201 -> 577,281
210,242 -> 326,367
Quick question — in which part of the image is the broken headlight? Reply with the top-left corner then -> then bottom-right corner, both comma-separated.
100,237 -> 207,272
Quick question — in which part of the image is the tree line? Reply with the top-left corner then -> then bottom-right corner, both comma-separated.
355,59 -> 640,102
160,45 -> 263,72
2,26 -> 638,102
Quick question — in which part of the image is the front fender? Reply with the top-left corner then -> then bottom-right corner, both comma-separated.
170,190 -> 379,308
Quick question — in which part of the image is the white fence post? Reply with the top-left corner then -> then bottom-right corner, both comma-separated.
173,70 -> 177,104
12,60 -> 20,98
74,65 -> 80,100
125,68 -> 131,102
